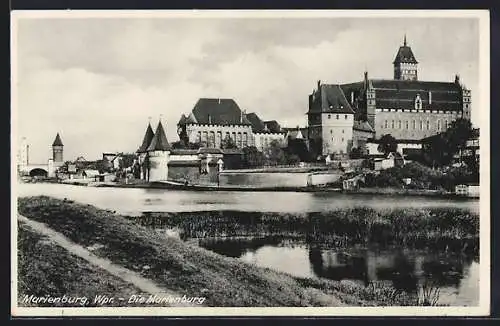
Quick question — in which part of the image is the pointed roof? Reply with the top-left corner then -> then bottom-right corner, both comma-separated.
393,35 -> 418,64
137,123 -> 155,153
190,98 -> 252,125
147,121 -> 171,151
52,133 -> 63,146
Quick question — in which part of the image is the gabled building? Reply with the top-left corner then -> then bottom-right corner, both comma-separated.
177,98 -> 253,149
245,112 -> 286,151
308,82 -> 355,157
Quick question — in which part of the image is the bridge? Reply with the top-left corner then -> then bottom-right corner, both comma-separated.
18,163 -> 51,177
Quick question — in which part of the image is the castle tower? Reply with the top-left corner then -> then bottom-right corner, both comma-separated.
146,120 -> 171,182
136,122 -> 155,180
455,74 -> 472,121
393,35 -> 419,81
364,71 -> 377,129
52,133 -> 64,166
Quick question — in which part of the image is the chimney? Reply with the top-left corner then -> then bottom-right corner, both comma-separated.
317,80 -> 321,90
454,74 -> 460,84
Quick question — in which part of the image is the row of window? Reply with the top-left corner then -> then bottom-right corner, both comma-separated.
330,137 -> 345,143
327,114 -> 349,120
330,129 -> 345,134
197,131 -> 249,148
382,119 -> 449,131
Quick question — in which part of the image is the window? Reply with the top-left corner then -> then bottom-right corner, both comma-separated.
391,120 -> 394,129
445,120 -> 448,129
405,121 -> 409,129
332,137 -> 335,142
243,132 -> 248,147
420,121 -> 423,130
342,129 -> 344,134
209,131 -> 215,148
336,115 -> 339,120
330,130 -> 333,134
384,120 -> 388,128
437,120 -> 441,131
398,120 -> 401,129
342,138 -> 344,142
412,120 -> 416,129
216,131 -> 222,148
328,114 -> 331,119
345,115 -> 348,120
197,131 -> 202,143
426,120 -> 430,130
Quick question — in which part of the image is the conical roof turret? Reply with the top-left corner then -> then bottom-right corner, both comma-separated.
52,133 -> 63,146
147,120 -> 171,151
137,123 -> 155,153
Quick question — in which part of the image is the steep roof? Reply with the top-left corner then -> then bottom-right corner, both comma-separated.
52,133 -> 63,146
393,37 -> 418,64
147,121 -> 171,151
319,84 -> 356,114
370,79 -> 462,111
245,112 -> 266,132
190,98 -> 252,125
264,120 -> 282,133
137,123 -> 155,153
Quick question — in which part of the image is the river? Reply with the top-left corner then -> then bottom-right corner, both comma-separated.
16,182 -> 480,306
16,182 -> 479,215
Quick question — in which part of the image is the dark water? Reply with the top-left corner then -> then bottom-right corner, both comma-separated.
191,235 -> 479,306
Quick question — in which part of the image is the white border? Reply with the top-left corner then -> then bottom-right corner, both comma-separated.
10,9 -> 491,317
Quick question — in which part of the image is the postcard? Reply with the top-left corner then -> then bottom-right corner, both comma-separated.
11,9 -> 490,317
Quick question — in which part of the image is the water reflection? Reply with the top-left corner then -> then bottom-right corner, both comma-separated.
196,237 -> 478,305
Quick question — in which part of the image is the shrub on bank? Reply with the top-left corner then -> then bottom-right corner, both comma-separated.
129,207 -> 479,256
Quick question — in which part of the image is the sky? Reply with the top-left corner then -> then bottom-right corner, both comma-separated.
13,14 -> 481,163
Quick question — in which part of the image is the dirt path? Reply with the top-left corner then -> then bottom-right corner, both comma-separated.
18,214 -> 200,307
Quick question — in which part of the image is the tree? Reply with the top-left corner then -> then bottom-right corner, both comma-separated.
119,153 -> 136,170
265,140 -> 287,165
221,135 -> 238,149
286,139 -> 312,162
443,118 -> 473,164
242,146 -> 265,168
377,134 -> 398,155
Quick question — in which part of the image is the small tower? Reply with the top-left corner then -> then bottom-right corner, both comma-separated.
455,75 -> 472,120
364,71 -> 377,129
52,133 -> 64,166
136,122 -> 155,180
393,35 -> 419,81
146,120 -> 171,182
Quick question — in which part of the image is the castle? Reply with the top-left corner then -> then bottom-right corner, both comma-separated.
307,35 -> 472,157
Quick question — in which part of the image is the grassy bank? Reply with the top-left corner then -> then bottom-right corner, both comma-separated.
131,208 -> 479,256
17,221 -> 150,307
18,196 -> 434,307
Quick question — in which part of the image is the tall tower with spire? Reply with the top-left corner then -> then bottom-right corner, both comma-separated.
52,133 -> 64,166
393,35 -> 419,81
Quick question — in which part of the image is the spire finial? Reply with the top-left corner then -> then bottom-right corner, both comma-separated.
404,34 -> 407,46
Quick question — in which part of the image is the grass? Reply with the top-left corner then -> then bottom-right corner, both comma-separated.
17,221 -> 151,307
130,208 -> 479,256
16,196 -> 442,307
